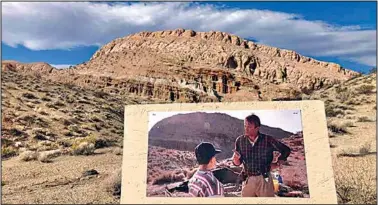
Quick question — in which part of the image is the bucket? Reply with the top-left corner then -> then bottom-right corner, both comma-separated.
273,179 -> 279,193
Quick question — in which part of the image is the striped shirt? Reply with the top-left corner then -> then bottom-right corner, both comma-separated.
188,170 -> 224,197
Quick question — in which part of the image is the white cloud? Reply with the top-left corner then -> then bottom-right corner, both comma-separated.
2,2 -> 376,66
50,64 -> 72,69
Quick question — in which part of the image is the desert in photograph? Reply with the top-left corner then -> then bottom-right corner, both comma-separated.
146,110 -> 309,198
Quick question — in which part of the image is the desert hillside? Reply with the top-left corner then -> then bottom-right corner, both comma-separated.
1,29 -> 375,204
311,72 -> 377,204
149,112 -> 293,159
2,29 -> 359,104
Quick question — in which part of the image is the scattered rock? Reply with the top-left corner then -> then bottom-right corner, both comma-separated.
82,169 -> 99,177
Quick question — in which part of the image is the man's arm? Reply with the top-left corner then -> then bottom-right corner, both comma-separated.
269,136 -> 291,163
232,137 -> 243,166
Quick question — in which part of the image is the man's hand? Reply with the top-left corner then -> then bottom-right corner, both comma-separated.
271,160 -> 285,170
232,149 -> 241,166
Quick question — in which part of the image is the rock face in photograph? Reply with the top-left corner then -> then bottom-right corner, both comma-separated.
148,112 -> 294,160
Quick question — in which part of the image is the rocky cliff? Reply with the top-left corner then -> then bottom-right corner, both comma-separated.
2,29 -> 360,103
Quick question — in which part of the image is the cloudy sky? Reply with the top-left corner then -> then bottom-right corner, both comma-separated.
2,2 -> 376,73
148,109 -> 303,133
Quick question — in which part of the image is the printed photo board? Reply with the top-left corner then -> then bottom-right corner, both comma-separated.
121,100 -> 337,204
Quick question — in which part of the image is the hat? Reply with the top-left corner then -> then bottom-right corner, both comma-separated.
194,142 -> 222,165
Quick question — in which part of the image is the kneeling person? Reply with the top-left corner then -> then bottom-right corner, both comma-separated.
188,142 -> 224,197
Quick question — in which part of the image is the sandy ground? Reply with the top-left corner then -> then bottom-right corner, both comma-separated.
2,148 -> 121,204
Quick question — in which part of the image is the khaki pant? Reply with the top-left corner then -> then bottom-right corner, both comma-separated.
241,174 -> 275,197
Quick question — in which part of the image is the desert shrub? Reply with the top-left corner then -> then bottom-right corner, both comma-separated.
105,169 -> 122,198
346,99 -> 360,105
152,171 -> 186,185
328,121 -> 348,135
336,91 -> 352,102
71,142 -> 95,155
68,124 -> 79,133
1,181 -> 5,186
359,142 -> 371,155
2,146 -> 17,158
45,103 -> 58,109
1,138 -> 13,147
53,101 -> 65,107
22,92 -> 38,99
38,150 -> 61,163
19,150 -> 38,161
36,141 -> 59,152
325,106 -> 344,117
66,95 -> 75,103
94,138 -> 113,149
39,110 -> 49,116
41,96 -> 51,102
57,138 -> 73,148
9,128 -> 23,137
334,157 -> 376,204
335,86 -> 348,93
62,119 -> 73,126
343,121 -> 354,128
94,91 -> 109,99
357,116 -> 373,122
335,104 -> 354,111
71,135 -> 97,155
113,147 -> 123,155
355,85 -> 375,95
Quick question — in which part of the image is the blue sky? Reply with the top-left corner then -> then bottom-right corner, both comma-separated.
2,2 -> 376,73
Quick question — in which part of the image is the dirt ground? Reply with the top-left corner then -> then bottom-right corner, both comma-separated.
2,148 -> 121,204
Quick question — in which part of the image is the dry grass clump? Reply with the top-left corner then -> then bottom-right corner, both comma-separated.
357,116 -> 374,122
359,142 -> 372,155
37,150 -> 62,163
328,121 -> 349,137
70,134 -> 97,155
325,105 -> 345,117
355,84 -> 375,95
112,147 -> 123,155
105,168 -> 122,198
19,150 -> 38,161
333,155 -> 376,204
71,141 -> 95,156
2,146 -> 18,158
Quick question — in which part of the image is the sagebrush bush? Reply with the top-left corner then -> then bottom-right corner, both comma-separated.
325,106 -> 344,117
359,142 -> 371,155
38,150 -> 61,163
105,169 -> 122,198
2,146 -> 17,158
356,84 -> 375,95
357,116 -> 373,122
113,147 -> 123,155
334,157 -> 376,204
71,141 -> 95,155
328,121 -> 348,135
19,150 -> 38,161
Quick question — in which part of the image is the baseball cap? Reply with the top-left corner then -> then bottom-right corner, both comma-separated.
194,142 -> 222,165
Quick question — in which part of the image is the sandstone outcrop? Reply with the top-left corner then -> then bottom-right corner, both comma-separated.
2,29 -> 360,102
